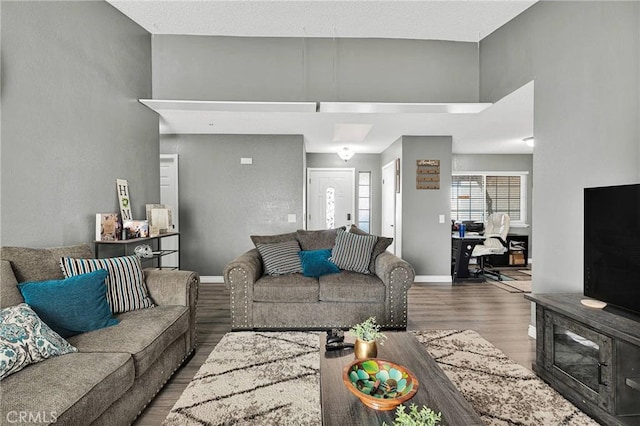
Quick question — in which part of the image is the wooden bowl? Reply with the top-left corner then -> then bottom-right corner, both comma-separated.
342,358 -> 419,411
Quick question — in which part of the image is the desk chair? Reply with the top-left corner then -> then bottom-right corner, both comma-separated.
472,213 -> 510,280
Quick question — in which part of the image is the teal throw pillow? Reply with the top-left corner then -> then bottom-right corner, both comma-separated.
18,269 -> 119,338
299,249 -> 340,278
0,303 -> 77,380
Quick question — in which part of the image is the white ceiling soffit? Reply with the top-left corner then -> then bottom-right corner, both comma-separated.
108,0 -> 537,42
139,100 -> 317,113
139,82 -> 534,155
320,102 -> 490,114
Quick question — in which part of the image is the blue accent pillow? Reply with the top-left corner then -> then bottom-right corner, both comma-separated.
299,249 -> 341,278
18,269 -> 119,338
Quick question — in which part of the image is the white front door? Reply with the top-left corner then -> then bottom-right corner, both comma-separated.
307,168 -> 355,230
382,160 -> 396,254
160,154 -> 179,268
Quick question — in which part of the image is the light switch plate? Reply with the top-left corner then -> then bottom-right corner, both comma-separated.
439,214 -> 445,224
288,214 -> 297,223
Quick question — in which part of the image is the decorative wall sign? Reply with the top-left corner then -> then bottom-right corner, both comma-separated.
116,179 -> 133,221
416,160 -> 440,190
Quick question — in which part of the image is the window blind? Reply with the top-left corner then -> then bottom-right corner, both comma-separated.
452,174 -> 523,222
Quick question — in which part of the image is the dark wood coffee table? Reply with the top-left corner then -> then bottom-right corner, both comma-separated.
320,332 -> 483,426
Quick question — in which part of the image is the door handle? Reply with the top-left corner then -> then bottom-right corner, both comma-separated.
598,362 -> 609,386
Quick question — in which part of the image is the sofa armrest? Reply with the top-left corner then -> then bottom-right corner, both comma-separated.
145,269 -> 199,306
374,252 -> 415,329
144,268 -> 199,353
223,248 -> 263,329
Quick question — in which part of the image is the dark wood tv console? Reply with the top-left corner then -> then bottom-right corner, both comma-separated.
525,293 -> 640,425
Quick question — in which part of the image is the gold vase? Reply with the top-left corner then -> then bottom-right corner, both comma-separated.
354,339 -> 377,359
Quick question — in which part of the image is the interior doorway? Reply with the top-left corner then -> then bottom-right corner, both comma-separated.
381,160 -> 397,254
160,154 -> 179,267
307,168 -> 355,230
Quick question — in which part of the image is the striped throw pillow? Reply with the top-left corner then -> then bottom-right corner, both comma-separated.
256,240 -> 303,276
330,228 -> 378,274
60,256 -> 154,313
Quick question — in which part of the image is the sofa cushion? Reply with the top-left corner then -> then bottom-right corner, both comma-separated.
0,351 -> 134,425
0,304 -> 78,380
349,225 -> 394,274
319,271 -> 386,303
255,240 -> 303,276
296,227 -> 345,250
60,255 -> 154,314
250,232 -> 298,246
18,269 -> 119,338
299,249 -> 340,278
330,228 -> 377,274
1,244 -> 93,283
1,260 -> 23,308
253,274 -> 319,303
66,305 -> 188,377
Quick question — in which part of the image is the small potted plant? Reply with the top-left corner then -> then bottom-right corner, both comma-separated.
383,404 -> 442,426
349,316 -> 387,359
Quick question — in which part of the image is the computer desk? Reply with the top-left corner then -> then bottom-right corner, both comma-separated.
451,233 -> 485,283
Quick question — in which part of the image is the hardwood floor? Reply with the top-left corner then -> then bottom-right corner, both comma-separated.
134,281 -> 535,425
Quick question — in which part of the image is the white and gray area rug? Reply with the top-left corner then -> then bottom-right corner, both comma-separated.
164,330 -> 599,426
412,330 -> 598,426
163,331 -> 321,426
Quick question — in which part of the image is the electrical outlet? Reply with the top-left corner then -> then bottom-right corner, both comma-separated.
240,157 -> 253,165
288,214 -> 296,223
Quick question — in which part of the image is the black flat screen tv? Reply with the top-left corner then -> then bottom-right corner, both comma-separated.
584,183 -> 640,315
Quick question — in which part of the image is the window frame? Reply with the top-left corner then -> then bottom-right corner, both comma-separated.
451,171 -> 529,227
357,171 -> 372,233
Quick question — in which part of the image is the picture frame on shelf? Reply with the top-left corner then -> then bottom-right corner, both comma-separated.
95,213 -> 120,241
123,220 -> 149,240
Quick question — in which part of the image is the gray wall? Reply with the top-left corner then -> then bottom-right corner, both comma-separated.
452,154 -> 534,253
152,36 -> 479,102
152,35 -> 480,276
306,153 -> 381,235
401,137 -> 453,277
1,1 -> 157,247
381,136 -> 453,276
160,135 -> 305,275
480,1 -> 640,293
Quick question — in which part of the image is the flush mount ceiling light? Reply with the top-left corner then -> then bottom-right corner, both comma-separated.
523,137 -> 534,147
337,147 -> 355,162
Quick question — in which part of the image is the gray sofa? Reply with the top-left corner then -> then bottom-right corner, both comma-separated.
223,230 -> 415,330
0,244 -> 199,426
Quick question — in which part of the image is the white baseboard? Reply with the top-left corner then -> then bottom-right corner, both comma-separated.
201,276 -> 224,283
414,275 -> 453,284
528,324 -> 537,339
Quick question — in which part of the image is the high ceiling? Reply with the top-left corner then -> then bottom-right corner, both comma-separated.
109,0 -> 536,154
109,0 -> 536,42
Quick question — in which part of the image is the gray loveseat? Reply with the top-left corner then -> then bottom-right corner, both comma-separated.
223,228 -> 415,330
0,244 -> 199,426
